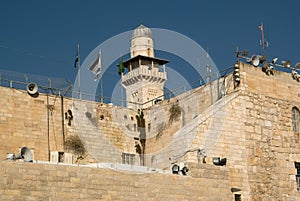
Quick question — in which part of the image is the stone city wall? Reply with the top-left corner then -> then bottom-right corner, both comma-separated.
2,62 -> 300,200
239,62 -> 300,200
0,160 -> 233,201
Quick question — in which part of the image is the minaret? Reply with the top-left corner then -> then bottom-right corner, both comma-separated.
130,24 -> 154,58
122,24 -> 168,109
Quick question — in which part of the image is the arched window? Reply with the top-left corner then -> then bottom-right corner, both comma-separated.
292,107 -> 300,132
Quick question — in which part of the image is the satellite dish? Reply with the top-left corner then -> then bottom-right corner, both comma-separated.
250,55 -> 261,67
26,83 -> 38,95
15,147 -> 33,162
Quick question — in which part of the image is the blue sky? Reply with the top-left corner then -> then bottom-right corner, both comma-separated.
0,1 -> 299,101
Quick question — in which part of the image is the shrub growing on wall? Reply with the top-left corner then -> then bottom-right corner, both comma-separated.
65,135 -> 86,161
169,104 -> 181,124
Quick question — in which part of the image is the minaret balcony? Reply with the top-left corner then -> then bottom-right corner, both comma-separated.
122,65 -> 167,86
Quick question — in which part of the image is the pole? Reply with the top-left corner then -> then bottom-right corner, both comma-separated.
100,50 -> 104,103
259,23 -> 265,55
121,72 -> 123,106
47,93 -> 50,161
236,47 -> 240,62
100,76 -> 103,103
119,54 -> 124,107
61,95 -> 65,149
206,47 -> 213,105
77,44 -> 81,99
209,65 -> 213,105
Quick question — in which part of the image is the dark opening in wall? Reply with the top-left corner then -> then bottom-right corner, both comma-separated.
292,107 -> 300,133
295,162 -> 300,191
65,109 -> 73,126
234,194 -> 241,201
85,112 -> 92,118
58,152 -> 64,163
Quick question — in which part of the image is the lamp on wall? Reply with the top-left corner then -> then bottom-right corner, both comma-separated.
281,60 -> 291,68
233,63 -> 240,83
181,166 -> 189,175
292,70 -> 300,82
271,57 -> 278,65
171,164 -> 189,175
212,157 -> 227,166
262,61 -> 274,75
172,164 -> 180,174
235,49 -> 300,81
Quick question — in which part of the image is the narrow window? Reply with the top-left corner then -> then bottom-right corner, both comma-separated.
292,107 -> 300,132
58,152 -> 64,163
295,162 -> 300,191
234,194 -> 241,201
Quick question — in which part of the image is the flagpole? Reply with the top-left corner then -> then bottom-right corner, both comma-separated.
117,55 -> 124,106
121,72 -> 123,106
100,74 -> 103,103
77,44 -> 81,99
261,23 -> 265,54
120,54 -> 123,107
99,50 -> 104,103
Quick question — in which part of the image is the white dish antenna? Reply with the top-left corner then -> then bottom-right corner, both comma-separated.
250,55 -> 261,67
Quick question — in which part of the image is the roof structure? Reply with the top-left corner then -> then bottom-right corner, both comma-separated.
122,55 -> 169,68
131,24 -> 153,39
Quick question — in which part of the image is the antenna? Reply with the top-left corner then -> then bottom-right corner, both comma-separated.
234,47 -> 240,62
234,23 -> 300,80
258,22 -> 269,55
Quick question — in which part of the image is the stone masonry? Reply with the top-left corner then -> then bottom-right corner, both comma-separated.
1,62 -> 300,200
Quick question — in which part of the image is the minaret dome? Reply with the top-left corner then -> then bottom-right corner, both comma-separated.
130,24 -> 154,58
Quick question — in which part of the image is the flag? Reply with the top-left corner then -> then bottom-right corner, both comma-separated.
74,50 -> 79,68
88,50 -> 102,81
117,56 -> 125,75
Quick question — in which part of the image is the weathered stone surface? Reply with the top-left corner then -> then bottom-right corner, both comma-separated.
0,161 -> 232,201
1,62 -> 300,200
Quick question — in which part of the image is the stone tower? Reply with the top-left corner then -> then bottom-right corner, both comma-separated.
122,24 -> 168,109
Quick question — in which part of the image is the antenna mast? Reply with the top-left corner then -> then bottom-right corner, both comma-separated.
259,22 -> 269,56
